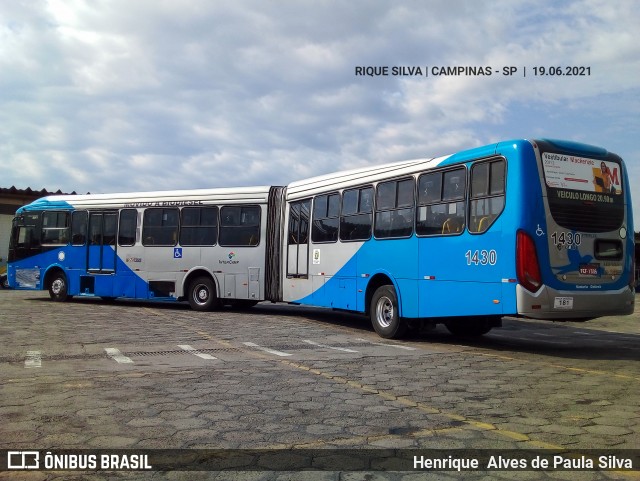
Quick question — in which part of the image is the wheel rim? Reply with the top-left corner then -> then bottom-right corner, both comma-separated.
193,284 -> 210,306
375,295 -> 394,328
51,278 -> 65,295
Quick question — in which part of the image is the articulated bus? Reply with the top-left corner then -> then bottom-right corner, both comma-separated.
8,139 -> 635,338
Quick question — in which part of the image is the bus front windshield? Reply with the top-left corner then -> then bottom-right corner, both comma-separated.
9,213 -> 42,262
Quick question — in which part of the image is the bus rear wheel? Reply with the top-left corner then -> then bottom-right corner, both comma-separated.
228,299 -> 258,310
445,319 -> 493,337
48,272 -> 69,302
370,285 -> 406,339
188,276 -> 220,311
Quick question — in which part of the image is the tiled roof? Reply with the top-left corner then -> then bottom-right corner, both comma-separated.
0,186 -> 79,196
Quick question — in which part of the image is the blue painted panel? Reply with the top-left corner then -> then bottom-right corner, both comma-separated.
16,199 -> 74,213
396,278 -> 419,318
332,277 -> 357,310
11,246 -> 150,298
501,282 -> 518,313
419,279 -> 503,317
308,254 -> 359,310
93,275 -> 115,297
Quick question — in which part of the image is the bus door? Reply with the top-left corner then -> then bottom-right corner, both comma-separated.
285,199 -> 312,301
87,211 -> 117,274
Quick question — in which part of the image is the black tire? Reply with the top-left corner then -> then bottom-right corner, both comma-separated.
445,319 -> 493,337
48,272 -> 69,302
228,299 -> 258,310
187,276 -> 220,311
370,285 -> 406,339
0,274 -> 8,289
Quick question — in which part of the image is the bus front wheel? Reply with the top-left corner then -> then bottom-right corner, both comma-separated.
370,285 -> 406,339
188,276 -> 220,311
48,272 -> 69,302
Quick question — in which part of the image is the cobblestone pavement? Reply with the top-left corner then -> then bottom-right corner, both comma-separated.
0,290 -> 638,480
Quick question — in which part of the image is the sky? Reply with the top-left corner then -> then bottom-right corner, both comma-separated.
1,0 -> 639,227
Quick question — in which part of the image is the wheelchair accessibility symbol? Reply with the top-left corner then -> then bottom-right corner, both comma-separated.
173,248 -> 183,258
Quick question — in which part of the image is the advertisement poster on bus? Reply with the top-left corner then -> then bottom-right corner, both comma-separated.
542,153 -> 622,196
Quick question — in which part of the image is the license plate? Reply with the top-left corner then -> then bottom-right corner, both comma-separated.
579,263 -> 600,276
554,297 -> 574,309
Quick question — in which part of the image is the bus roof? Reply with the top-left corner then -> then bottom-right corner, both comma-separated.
16,185 -> 275,213
286,155 -> 452,200
285,137 -> 617,201
16,138 -> 616,213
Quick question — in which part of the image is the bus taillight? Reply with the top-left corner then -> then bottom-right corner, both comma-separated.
516,230 -> 542,293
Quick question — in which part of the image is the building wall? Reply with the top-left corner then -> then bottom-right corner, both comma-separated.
0,213 -> 12,268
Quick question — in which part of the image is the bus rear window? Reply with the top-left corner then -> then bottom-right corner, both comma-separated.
542,152 -> 624,233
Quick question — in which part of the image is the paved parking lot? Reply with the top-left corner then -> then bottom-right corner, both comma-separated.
0,289 -> 638,480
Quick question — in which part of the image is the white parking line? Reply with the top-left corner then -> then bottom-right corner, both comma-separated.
25,351 -> 42,368
104,348 -> 134,364
303,340 -> 358,353
242,342 -> 292,357
354,338 -> 417,351
178,345 -> 217,360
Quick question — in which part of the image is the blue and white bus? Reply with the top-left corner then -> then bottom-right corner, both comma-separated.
8,139 -> 635,338
8,187 -> 276,311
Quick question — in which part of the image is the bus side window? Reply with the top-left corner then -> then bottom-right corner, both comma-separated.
340,187 -> 373,242
219,205 -> 261,247
469,159 -> 506,234
71,211 -> 88,245
142,208 -> 179,246
180,206 -> 218,246
288,203 -> 301,244
374,178 -> 414,239
118,209 -> 138,246
312,193 -> 340,243
42,211 -> 70,245
416,168 -> 466,236
103,213 -> 117,246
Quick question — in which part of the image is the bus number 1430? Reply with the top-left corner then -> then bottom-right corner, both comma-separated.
465,249 -> 498,266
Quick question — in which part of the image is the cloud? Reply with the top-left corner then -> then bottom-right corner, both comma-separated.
0,0 -> 638,224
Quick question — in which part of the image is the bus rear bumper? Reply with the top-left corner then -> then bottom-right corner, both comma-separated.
516,284 -> 635,320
